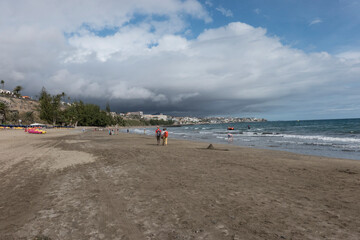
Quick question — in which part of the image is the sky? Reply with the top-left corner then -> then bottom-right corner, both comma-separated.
0,0 -> 360,120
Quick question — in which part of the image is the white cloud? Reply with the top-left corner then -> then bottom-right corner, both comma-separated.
254,8 -> 261,14
216,6 -> 233,17
337,51 -> 360,64
66,26 -> 158,62
171,92 -> 199,103
309,18 -> 323,25
205,1 -> 213,7
0,0 -> 211,31
10,71 -> 25,82
48,69 -> 106,98
110,82 -> 167,102
64,28 -> 190,63
0,1 -> 359,118
153,35 -> 189,52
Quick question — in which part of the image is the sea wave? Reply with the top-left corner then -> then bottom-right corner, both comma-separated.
281,134 -> 360,143
199,131 -> 212,134
130,124 -> 360,160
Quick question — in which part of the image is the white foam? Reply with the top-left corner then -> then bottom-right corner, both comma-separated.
242,132 -> 258,136
199,131 -> 212,134
282,134 -> 360,143
274,140 -> 299,144
133,129 -> 144,134
172,132 -> 186,135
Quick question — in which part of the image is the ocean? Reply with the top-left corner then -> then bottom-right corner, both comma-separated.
128,118 -> 360,160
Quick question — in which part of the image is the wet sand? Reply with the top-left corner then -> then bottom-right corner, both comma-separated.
0,129 -> 359,239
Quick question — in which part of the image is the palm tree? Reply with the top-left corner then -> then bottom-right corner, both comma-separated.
61,92 -> 66,103
13,85 -> 23,97
0,80 -> 4,90
106,101 -> 111,113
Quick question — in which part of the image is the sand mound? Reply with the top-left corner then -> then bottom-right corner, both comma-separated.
207,144 -> 215,149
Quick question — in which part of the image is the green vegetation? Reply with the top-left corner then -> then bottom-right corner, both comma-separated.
35,87 -> 175,127
0,101 -> 7,123
38,88 -> 111,127
63,101 -> 114,127
1,86 -> 175,127
0,102 -> 35,125
1,85 -> 176,126
0,102 -> 6,112
0,101 -> 21,124
105,101 -> 111,113
8,110 -> 19,123
122,119 -> 146,126
39,87 -> 63,125
22,111 -> 35,123
13,85 -> 23,97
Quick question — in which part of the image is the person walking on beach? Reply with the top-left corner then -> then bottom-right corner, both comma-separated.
162,128 -> 168,146
155,126 -> 162,145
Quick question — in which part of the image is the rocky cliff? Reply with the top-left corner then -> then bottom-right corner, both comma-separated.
0,95 -> 41,124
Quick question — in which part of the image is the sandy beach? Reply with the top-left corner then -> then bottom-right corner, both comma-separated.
0,129 -> 359,240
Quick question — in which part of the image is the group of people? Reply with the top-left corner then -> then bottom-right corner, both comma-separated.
108,128 -> 119,135
155,126 -> 168,146
106,126 -> 168,145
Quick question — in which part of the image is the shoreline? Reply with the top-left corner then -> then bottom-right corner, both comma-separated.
1,129 -> 359,239
2,126 -> 359,162
124,127 -> 360,161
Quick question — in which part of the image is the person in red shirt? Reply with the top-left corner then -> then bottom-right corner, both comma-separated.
162,128 -> 168,146
155,126 -> 162,145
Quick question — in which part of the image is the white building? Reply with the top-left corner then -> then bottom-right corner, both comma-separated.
126,111 -> 143,117
0,89 -> 13,95
180,117 -> 200,124
109,112 -> 117,118
143,113 -> 168,121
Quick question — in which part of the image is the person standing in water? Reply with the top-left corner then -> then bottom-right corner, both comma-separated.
227,133 -> 233,142
155,126 -> 162,145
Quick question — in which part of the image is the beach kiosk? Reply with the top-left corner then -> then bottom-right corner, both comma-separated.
30,123 -> 46,127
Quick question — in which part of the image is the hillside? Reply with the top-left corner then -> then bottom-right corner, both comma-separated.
0,95 -> 41,124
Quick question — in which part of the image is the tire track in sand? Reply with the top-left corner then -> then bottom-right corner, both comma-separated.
82,140 -> 145,240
